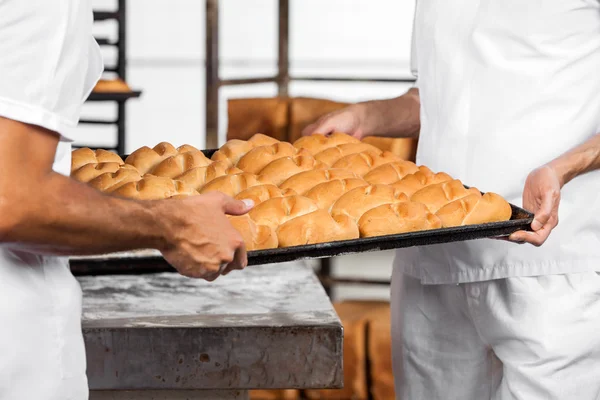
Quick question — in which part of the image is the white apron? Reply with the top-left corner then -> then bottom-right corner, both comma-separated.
394,0 -> 600,284
0,0 -> 103,399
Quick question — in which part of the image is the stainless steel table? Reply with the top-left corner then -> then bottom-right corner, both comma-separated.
77,262 -> 343,399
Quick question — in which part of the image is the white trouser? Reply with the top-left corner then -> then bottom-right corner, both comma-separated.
391,268 -> 600,400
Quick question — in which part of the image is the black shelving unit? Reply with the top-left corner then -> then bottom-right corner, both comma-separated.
78,0 -> 142,155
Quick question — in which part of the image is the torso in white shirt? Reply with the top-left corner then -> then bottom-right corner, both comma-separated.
395,0 -> 600,284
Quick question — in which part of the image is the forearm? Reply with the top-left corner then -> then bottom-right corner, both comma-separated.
547,132 -> 600,187
0,172 -> 168,255
355,88 -> 421,139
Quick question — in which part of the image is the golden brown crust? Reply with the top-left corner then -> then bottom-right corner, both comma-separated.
331,150 -> 400,177
305,178 -> 369,211
314,143 -> 383,166
292,132 -> 360,154
258,150 -> 326,186
150,151 -> 212,178
228,215 -> 278,250
234,184 -> 296,206
358,202 -> 442,237
175,161 -> 240,190
71,148 -> 124,172
88,167 -> 142,193
124,142 -> 178,175
72,162 -> 136,183
248,195 -> 319,230
363,160 -> 420,185
276,210 -> 359,247
236,142 -> 297,174
435,192 -> 512,227
279,169 -> 358,195
211,139 -> 255,167
410,179 -> 480,213
112,175 -> 196,200
198,172 -> 267,197
331,185 -> 409,222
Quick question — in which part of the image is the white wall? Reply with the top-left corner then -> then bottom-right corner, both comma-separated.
73,0 -> 417,300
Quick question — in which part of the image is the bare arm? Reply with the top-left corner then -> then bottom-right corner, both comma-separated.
547,132 -> 600,186
0,117 -> 251,279
302,88 -> 421,140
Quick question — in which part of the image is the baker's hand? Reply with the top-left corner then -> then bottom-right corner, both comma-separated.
157,192 -> 253,281
508,165 -> 562,246
301,105 -> 364,139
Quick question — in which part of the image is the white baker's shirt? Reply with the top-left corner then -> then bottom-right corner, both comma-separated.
395,0 -> 600,284
0,1 -> 102,399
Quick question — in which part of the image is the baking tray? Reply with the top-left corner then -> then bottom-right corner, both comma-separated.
69,148 -> 533,275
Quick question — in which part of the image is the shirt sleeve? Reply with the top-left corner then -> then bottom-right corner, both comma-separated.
0,0 -> 103,140
409,2 -> 419,89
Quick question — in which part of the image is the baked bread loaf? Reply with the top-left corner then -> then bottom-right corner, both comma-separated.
391,166 -> 452,197
435,192 -> 512,227
293,132 -> 359,154
363,160 -> 420,185
113,175 -> 196,200
236,142 -> 296,174
71,148 -> 123,172
199,172 -> 267,197
211,139 -> 254,166
410,179 -> 480,213
279,169 -> 358,195
234,184 -> 297,206
247,133 -> 280,147
277,210 -> 359,247
314,143 -> 382,166
331,150 -> 400,177
124,142 -> 179,175
258,152 -> 326,186
248,195 -> 319,230
72,162 -> 137,183
176,162 -> 242,190
305,178 -> 369,211
88,167 -> 142,193
150,151 -> 212,178
358,202 -> 442,237
331,185 -> 409,222
228,215 -> 278,250
93,78 -> 131,93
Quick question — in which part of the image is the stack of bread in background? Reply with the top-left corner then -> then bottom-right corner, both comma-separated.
70,132 -> 512,251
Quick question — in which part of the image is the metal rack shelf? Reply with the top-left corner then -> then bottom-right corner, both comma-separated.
78,0 -> 142,155
204,0 -> 416,298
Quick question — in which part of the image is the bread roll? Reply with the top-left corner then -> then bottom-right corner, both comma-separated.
176,162 -> 241,190
279,169 -> 358,195
176,144 -> 199,154
363,160 -> 420,185
411,179 -> 480,213
314,143 -> 382,166
277,210 -> 359,247
71,148 -> 123,172
234,184 -> 296,206
236,142 -> 296,174
228,215 -> 278,250
331,150 -> 400,177
211,139 -> 254,166
72,162 -> 132,183
305,178 -> 369,211
247,133 -> 280,147
358,202 -> 442,237
88,167 -> 142,193
248,195 -> 319,230
113,175 -> 196,200
199,172 -> 267,197
389,166 -> 451,197
258,151 -> 325,186
331,185 -> 409,222
435,192 -> 512,227
124,142 -> 178,175
293,132 -> 359,154
150,151 -> 212,178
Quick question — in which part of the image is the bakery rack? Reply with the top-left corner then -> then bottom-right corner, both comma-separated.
205,0 -> 416,297
77,0 -> 142,155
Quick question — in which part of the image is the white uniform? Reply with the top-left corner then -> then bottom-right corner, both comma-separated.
392,0 -> 600,399
0,1 -> 102,399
